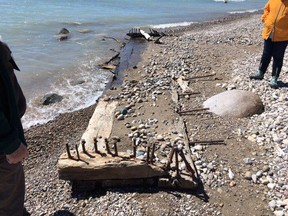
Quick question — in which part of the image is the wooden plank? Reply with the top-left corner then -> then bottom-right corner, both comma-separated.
58,151 -> 167,181
79,99 -> 118,152
177,76 -> 193,93
140,29 -> 151,40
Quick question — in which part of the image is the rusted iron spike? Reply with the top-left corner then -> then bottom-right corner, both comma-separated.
186,73 -> 216,80
178,149 -> 195,175
65,143 -> 72,159
190,78 -> 222,82
93,137 -> 98,153
113,141 -> 118,156
132,139 -> 137,158
175,148 -> 180,177
178,108 -> 209,114
150,142 -> 156,164
189,140 -> 225,145
104,138 -> 111,154
166,148 -> 175,168
179,92 -> 201,96
75,144 -> 80,161
81,139 -> 87,153
146,146 -> 150,163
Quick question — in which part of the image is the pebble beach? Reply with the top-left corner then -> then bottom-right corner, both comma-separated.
23,12 -> 288,216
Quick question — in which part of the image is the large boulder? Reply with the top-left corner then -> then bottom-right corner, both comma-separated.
41,93 -> 63,105
203,90 -> 264,118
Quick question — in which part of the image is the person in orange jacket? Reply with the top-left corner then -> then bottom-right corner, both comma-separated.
250,0 -> 288,88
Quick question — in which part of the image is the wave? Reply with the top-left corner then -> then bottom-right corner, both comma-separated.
214,0 -> 246,2
229,9 -> 259,14
21,56 -> 110,129
151,21 -> 197,29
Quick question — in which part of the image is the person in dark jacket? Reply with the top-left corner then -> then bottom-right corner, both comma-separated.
0,41 -> 29,216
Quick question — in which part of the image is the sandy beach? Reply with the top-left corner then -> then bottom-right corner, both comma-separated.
23,12 -> 288,216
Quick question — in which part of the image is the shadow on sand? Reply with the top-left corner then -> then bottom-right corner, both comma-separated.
277,81 -> 288,88
70,178 -> 209,203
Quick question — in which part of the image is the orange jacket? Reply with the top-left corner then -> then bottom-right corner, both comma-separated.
261,0 -> 288,41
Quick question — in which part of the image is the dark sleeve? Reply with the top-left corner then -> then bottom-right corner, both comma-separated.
0,111 -> 21,154
0,42 -> 23,154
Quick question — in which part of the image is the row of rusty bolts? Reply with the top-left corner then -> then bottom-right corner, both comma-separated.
65,137 -> 157,164
65,137 -> 196,176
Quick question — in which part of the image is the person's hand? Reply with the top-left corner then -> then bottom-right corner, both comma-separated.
6,143 -> 28,164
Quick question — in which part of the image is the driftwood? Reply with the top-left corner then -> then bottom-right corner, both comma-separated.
99,50 -> 120,71
103,36 -> 125,48
127,28 -> 166,43
155,35 -> 164,44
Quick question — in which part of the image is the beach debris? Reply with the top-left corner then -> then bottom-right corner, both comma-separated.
140,29 -> 151,40
189,139 -> 225,145
150,142 -> 156,164
65,143 -> 72,159
127,28 -> 165,42
103,36 -> 126,48
132,138 -> 137,158
178,108 -> 209,115
99,51 -> 120,75
185,72 -> 216,80
81,139 -> 87,154
228,168 -> 235,180
166,144 -> 195,176
75,144 -> 80,161
100,64 -> 117,70
110,138 -> 118,156
93,137 -> 99,153
155,35 -> 164,44
104,138 -> 112,155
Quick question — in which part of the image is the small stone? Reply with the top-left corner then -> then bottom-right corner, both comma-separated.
273,210 -> 284,216
268,200 -> 277,210
230,181 -> 236,187
260,178 -> 269,185
251,174 -> 257,183
267,183 -> 276,190
117,114 -> 125,120
244,171 -> 252,180
131,126 -> 137,131
156,135 -> 164,141
243,158 -> 253,165
119,107 -> 128,115
262,165 -> 270,172
280,199 -> 288,207
256,170 -> 263,178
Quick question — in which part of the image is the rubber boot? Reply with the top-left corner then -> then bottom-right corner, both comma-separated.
249,70 -> 264,80
268,76 -> 278,89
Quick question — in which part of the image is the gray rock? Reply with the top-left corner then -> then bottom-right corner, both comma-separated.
41,93 -> 63,105
70,79 -> 85,86
203,90 -> 264,118
59,28 -> 70,35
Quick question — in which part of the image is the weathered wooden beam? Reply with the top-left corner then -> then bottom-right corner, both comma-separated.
58,151 -> 167,181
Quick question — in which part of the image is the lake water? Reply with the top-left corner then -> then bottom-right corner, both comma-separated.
0,0 -> 267,129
